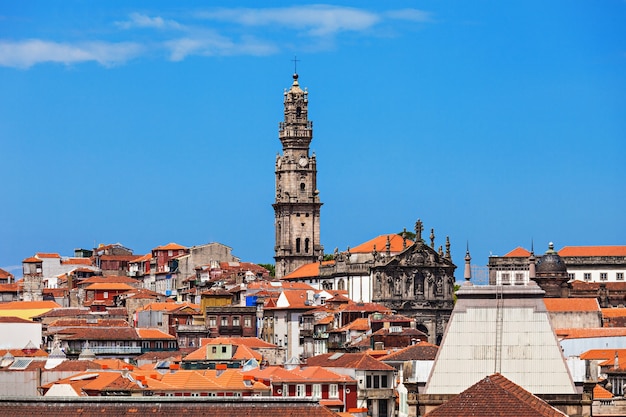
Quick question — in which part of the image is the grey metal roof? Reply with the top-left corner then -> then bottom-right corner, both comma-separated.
425,283 -> 576,395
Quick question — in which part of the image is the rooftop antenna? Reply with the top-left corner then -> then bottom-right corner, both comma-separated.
292,56 -> 300,75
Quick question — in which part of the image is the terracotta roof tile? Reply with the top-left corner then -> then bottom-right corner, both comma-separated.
78,275 -> 141,285
0,398 -> 342,416
378,341 -> 439,361
0,301 -> 60,310
282,261 -> 334,280
0,283 -> 18,292
559,246 -> 626,257
305,352 -> 394,371
425,373 -> 567,417
594,384 -> 613,399
503,247 -> 531,257
602,308 -> 626,318
556,327 -> 626,339
0,268 -> 14,279
350,234 -> 413,254
35,253 -> 61,258
153,242 -> 188,251
136,328 -> 176,340
333,317 -> 370,332
22,257 -> 42,263
61,258 -> 93,265
84,282 -> 135,291
543,298 -> 600,312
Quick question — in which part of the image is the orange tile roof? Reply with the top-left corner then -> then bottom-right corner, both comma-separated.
580,349 -> 626,361
22,257 -> 41,263
36,252 -> 61,258
0,301 -> 60,310
305,352 -> 395,371
61,258 -> 93,265
158,369 -> 269,392
282,261 -> 333,280
556,328 -> 626,339
351,234 -> 413,254
130,253 -> 152,263
84,282 -> 135,291
424,373 -> 567,417
153,242 -> 187,251
231,344 -> 262,361
0,268 -> 15,279
594,384 -> 613,399
602,308 -> 626,318
135,301 -> 198,313
335,317 -> 370,332
136,328 -> 176,340
543,298 -> 600,312
79,275 -> 141,284
378,341 -> 439,362
559,246 -> 626,257
201,337 -> 277,349
503,247 -> 531,257
0,283 -> 19,292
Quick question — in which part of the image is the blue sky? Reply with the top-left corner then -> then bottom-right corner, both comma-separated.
1,1 -> 624,279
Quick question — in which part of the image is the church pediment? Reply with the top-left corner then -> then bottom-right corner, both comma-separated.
382,241 -> 456,270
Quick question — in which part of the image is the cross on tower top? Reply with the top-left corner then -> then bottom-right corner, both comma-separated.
292,56 -> 300,75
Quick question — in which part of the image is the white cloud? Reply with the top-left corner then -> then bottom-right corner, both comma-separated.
196,5 -> 380,36
115,12 -> 184,30
165,34 -> 277,61
384,9 -> 432,23
0,39 -> 143,68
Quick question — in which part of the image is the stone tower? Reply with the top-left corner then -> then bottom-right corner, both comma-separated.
273,73 -> 323,279
22,256 -> 43,302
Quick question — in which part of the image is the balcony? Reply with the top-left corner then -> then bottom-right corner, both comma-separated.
314,332 -> 329,339
85,346 -> 143,355
176,324 -> 208,334
218,325 -> 243,336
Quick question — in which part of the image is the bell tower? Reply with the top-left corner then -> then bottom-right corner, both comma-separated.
273,73 -> 323,279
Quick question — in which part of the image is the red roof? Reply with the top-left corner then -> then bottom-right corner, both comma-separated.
153,242 -> 187,251
424,373 -> 567,417
594,384 -> 614,399
543,298 -> 600,312
61,258 -> 93,265
503,247 -> 531,257
305,352 -> 394,371
559,246 -> 626,257
36,253 -> 61,258
556,328 -> 626,339
351,234 -> 413,254
0,268 -> 15,279
283,261 -> 333,280
22,257 -> 42,263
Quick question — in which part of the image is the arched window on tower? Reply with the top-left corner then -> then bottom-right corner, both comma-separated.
296,238 -> 301,253
296,107 -> 302,118
305,238 -> 310,253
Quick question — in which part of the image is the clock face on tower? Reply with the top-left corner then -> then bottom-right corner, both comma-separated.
298,157 -> 308,167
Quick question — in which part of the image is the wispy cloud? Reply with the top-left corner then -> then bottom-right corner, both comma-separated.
0,39 -> 143,69
115,12 -> 185,31
0,6 -> 432,68
196,5 -> 380,37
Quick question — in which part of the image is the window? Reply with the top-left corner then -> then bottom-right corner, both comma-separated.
168,250 -> 173,256
601,273 -> 608,281
514,273 -> 524,284
233,316 -> 240,326
221,317 -> 228,326
221,346 -> 227,353
282,384 -> 288,397
155,341 -> 163,349
103,291 -> 109,299
366,375 -> 372,388
373,375 -> 380,389
618,273 -> 624,281
244,316 -> 252,327
212,346 -> 217,354
168,341 -> 177,349
312,384 -> 321,398
296,384 -> 305,397
584,273 -> 591,281
208,316 -> 217,327
568,273 -> 575,280
329,384 -> 338,399
305,238 -> 310,253
142,341 -> 150,349
381,375 -> 388,388
501,273 -> 510,285
296,238 -> 301,253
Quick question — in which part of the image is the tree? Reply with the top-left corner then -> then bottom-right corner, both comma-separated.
397,230 -> 416,241
258,263 -> 275,278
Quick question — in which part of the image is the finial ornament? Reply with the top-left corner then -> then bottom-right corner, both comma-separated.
415,219 -> 423,242
292,56 -> 300,76
430,228 -> 435,248
445,236 -> 451,259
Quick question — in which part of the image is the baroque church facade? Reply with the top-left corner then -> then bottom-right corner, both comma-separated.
273,72 -> 457,344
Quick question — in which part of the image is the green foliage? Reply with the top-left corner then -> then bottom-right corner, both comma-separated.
323,253 -> 335,261
453,283 -> 461,303
398,230 -> 416,241
258,263 -> 275,278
